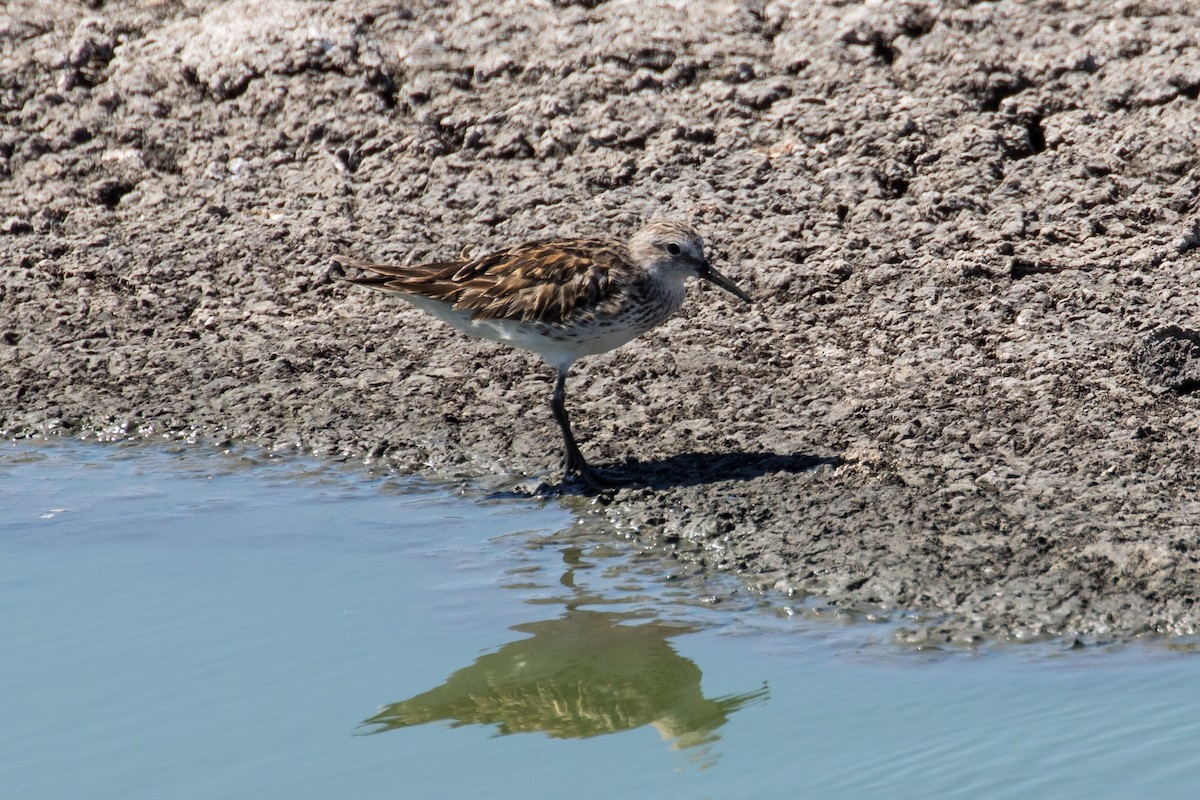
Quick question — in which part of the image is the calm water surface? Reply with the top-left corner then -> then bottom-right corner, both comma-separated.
3,440 -> 1200,799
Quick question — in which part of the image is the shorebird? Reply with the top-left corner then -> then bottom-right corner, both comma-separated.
334,219 -> 751,489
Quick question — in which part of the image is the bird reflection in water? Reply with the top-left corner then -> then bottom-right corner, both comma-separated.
361,609 -> 767,753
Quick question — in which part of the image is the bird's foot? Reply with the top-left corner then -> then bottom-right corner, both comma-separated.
566,467 -> 610,493
563,459 -> 627,494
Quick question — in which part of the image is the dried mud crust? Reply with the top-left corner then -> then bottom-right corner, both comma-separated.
2,0 -> 1199,645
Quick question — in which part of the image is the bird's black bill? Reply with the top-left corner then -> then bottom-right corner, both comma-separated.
700,264 -> 752,304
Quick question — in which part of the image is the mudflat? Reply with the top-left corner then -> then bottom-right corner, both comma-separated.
3,1 -> 1199,644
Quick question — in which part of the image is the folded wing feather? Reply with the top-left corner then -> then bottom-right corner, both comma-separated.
338,238 -> 636,325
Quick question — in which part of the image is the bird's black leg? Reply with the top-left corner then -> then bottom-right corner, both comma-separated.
550,369 -> 607,490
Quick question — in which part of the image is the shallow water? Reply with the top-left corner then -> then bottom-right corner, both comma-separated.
3,440 -> 1200,799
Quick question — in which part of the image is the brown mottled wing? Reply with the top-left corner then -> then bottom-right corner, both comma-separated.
338,238 -> 635,324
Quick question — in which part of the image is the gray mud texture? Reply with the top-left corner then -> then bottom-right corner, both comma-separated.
3,0 -> 1200,646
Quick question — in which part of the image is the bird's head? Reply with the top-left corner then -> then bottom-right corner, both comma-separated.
629,219 -> 751,304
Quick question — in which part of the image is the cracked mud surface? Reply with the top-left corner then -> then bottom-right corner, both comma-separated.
3,0 -> 1200,645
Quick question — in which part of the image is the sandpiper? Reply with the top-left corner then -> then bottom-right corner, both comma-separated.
334,219 -> 751,489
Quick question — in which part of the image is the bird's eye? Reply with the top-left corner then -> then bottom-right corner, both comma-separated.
666,243 -> 682,256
